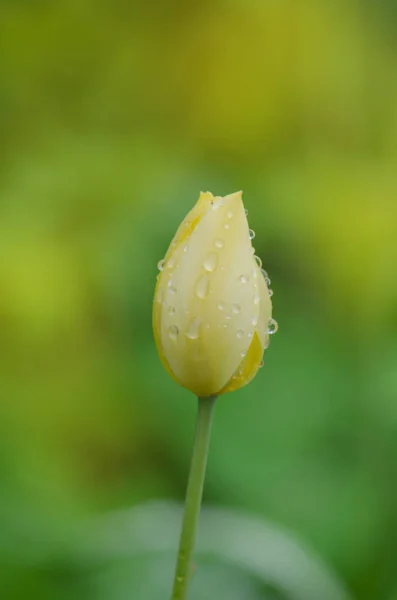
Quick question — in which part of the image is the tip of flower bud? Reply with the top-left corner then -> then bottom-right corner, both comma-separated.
222,190 -> 243,203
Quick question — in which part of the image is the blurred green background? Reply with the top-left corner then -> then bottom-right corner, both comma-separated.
1,0 -> 397,598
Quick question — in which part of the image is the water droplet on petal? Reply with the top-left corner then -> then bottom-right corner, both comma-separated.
254,255 -> 262,268
268,289 -> 273,297
168,306 -> 176,316
239,275 -> 248,283
232,303 -> 241,314
195,275 -> 210,299
183,244 -> 188,253
252,315 -> 258,327
251,247 -> 255,254
226,210 -> 233,219
168,325 -> 179,340
247,332 -> 253,339
268,318 -> 278,335
214,239 -> 224,248
157,259 -> 165,271
240,350 -> 247,357
224,223 -> 230,230
254,290 -> 260,305
245,208 -> 248,216
259,360 -> 264,368
236,329 -> 244,339
218,303 -> 224,311
249,229 -> 255,240
261,269 -> 271,286
203,253 -> 218,272
186,317 -> 201,340
168,282 -> 177,294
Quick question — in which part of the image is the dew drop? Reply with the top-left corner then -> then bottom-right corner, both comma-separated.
225,314 -> 232,320
168,281 -> 177,294
195,275 -> 210,299
259,360 -> 264,369
232,303 -> 241,314
251,247 -> 255,254
261,268 -> 271,286
254,255 -> 262,268
268,289 -> 274,297
240,349 -> 247,357
247,332 -> 253,339
224,223 -> 230,230
203,253 -> 218,272
245,208 -> 248,216
214,239 -> 224,249
168,325 -> 179,340
236,329 -> 244,339
168,305 -> 176,316
183,244 -> 188,253
252,315 -> 258,327
249,229 -> 255,240
226,210 -> 233,219
239,275 -> 248,283
186,317 -> 201,340
254,290 -> 260,305
157,259 -> 165,271
218,302 -> 224,311
268,317 -> 279,335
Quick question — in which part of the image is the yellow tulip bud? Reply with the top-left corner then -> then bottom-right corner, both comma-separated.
153,191 -> 276,398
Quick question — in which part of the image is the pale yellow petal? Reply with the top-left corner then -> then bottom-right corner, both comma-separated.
164,191 -> 214,263
218,330 -> 263,394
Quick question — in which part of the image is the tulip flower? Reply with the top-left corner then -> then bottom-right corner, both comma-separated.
153,191 -> 277,600
153,190 -> 275,399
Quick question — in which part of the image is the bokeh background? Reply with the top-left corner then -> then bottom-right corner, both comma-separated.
1,0 -> 397,598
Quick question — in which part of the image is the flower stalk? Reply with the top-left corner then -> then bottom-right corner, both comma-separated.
171,395 -> 217,600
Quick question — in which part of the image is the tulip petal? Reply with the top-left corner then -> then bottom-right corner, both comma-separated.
153,191 -> 215,385
218,260 -> 273,394
218,330 -> 263,394
165,191 -> 215,262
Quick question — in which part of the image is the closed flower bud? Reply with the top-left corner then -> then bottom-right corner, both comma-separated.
153,191 -> 275,398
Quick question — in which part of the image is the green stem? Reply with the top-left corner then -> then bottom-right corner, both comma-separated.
171,395 -> 217,600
